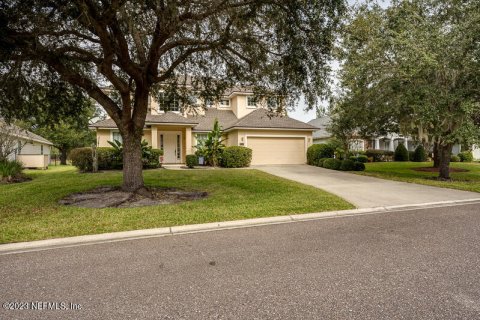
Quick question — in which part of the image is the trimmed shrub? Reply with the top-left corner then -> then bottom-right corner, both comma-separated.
70,147 -> 93,172
340,159 -> 355,171
70,147 -> 163,171
458,151 -> 474,162
186,155 -> 198,168
317,158 -> 329,167
349,155 -> 368,163
450,155 -> 460,162
394,143 -> 409,161
353,162 -> 366,171
412,145 -> 427,162
0,160 -> 24,180
97,147 -> 122,170
220,146 -> 252,168
143,148 -> 162,169
307,144 -> 335,165
366,149 -> 385,162
323,158 -> 342,170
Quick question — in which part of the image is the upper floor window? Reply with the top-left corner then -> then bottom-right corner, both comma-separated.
159,92 -> 180,112
220,99 -> 230,107
247,96 -> 257,108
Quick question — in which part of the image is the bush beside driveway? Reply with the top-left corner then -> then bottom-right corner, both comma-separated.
0,166 -> 353,244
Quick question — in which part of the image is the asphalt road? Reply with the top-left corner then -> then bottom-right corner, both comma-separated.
1,203 -> 480,320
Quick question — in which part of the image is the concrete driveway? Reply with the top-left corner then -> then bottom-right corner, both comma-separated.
257,165 -> 480,208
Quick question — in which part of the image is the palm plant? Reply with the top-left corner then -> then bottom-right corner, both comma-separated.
196,119 -> 225,167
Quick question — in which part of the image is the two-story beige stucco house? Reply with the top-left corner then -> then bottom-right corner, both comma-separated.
90,88 -> 317,165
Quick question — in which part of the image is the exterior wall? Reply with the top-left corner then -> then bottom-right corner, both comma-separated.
472,145 -> 480,160
226,131 -> 239,147
17,154 -> 49,169
96,129 -> 112,147
230,95 -> 257,119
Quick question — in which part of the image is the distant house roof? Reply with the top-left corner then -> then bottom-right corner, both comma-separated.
0,120 -> 53,146
90,108 -> 317,132
90,112 -> 199,128
308,116 -> 332,139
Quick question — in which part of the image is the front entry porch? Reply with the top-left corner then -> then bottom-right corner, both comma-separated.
150,126 -> 193,164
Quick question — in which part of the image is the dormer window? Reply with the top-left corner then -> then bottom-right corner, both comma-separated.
220,99 -> 230,107
247,96 -> 257,108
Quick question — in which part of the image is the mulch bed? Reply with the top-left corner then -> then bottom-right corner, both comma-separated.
59,186 -> 208,208
412,167 -> 469,173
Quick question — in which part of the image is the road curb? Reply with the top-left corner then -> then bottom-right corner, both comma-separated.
1,198 -> 480,255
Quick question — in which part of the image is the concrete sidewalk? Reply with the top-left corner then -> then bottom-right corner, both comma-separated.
257,165 -> 480,208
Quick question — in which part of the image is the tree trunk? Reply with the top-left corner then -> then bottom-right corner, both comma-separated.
438,143 -> 453,180
433,142 -> 440,168
60,149 -> 68,165
121,132 -> 144,192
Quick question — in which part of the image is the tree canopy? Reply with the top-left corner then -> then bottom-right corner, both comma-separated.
0,0 -> 345,191
333,0 -> 480,179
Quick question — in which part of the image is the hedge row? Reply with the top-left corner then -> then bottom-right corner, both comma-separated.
307,145 -> 365,172
220,146 -> 252,168
186,146 -> 252,168
70,147 -> 163,172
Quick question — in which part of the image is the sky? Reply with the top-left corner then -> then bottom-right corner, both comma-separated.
288,0 -> 391,123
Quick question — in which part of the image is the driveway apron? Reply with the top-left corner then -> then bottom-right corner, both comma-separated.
256,165 -> 480,208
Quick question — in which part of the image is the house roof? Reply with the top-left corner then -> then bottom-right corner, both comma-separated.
188,109 -> 238,132
90,112 -> 199,128
90,108 -> 316,132
225,109 -> 318,131
308,116 -> 332,139
0,120 -> 53,145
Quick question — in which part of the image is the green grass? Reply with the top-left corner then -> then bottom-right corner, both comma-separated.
0,166 -> 353,244
354,161 -> 480,193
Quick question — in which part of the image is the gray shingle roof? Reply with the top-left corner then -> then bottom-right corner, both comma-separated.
90,112 -> 198,128
90,108 -> 316,132
188,109 -> 238,132
308,116 -> 332,139
226,109 -> 318,130
0,120 -> 53,145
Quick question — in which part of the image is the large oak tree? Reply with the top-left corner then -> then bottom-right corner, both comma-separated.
334,0 -> 480,179
0,0 -> 344,191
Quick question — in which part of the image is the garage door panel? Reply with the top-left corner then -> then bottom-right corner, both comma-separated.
247,137 -> 306,165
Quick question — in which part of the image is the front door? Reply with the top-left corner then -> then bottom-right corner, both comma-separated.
159,131 -> 182,163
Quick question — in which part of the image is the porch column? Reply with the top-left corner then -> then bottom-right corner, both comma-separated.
185,127 -> 192,155
151,126 -> 158,148
404,137 -> 408,150
389,139 -> 394,151
375,138 -> 380,150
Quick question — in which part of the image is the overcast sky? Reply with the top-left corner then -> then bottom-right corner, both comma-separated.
288,0 -> 391,123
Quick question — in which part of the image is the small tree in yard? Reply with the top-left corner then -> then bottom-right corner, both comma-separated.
0,1 -> 345,192
196,119 -> 225,167
0,121 -> 25,162
394,143 -> 409,162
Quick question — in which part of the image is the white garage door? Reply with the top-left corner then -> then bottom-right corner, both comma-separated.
247,137 -> 306,165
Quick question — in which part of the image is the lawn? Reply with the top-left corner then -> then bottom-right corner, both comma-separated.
0,166 -> 353,244
355,161 -> 480,193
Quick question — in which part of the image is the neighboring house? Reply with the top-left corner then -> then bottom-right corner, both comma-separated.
0,121 -> 53,169
473,145 -> 480,160
90,89 -> 317,165
309,116 -> 465,154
